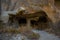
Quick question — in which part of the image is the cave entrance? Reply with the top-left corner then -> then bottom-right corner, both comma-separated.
38,15 -> 47,23
31,11 -> 48,25
18,17 -> 27,26
30,11 -> 51,30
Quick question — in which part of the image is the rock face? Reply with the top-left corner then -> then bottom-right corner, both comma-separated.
1,0 -> 60,23
2,0 -> 59,22
1,0 -> 60,36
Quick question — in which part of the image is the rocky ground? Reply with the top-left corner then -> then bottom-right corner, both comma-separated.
0,30 -> 60,40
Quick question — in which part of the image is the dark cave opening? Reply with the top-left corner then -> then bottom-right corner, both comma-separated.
30,11 -> 48,25
31,20 -> 38,25
30,16 -> 48,26
38,16 -> 47,23
30,11 -> 49,30
18,17 -> 27,24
